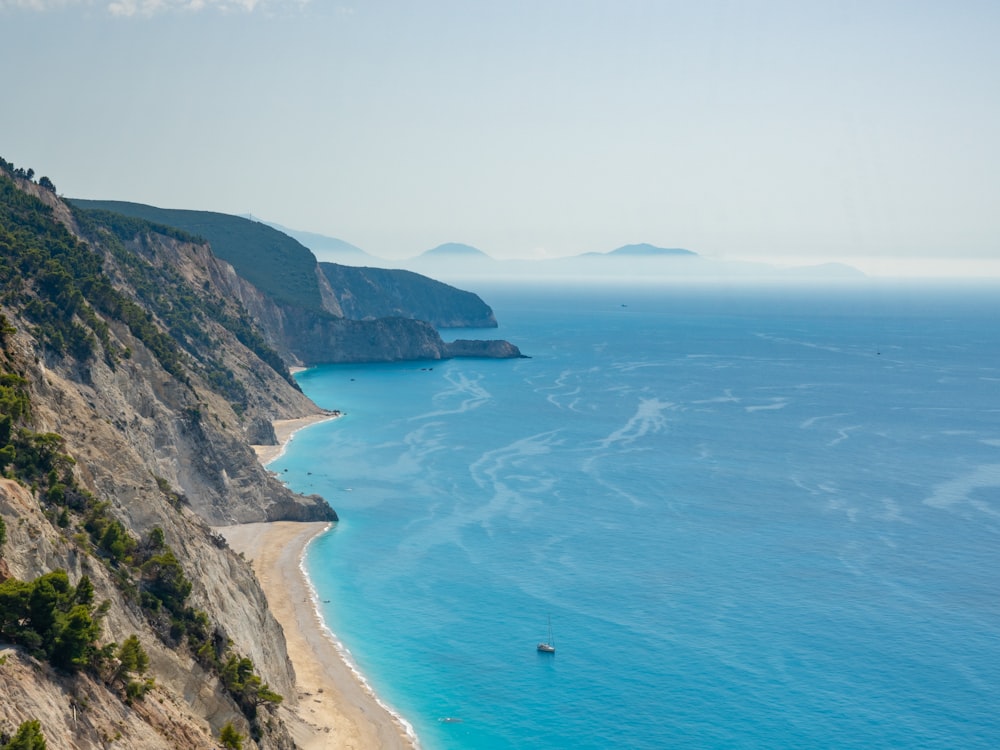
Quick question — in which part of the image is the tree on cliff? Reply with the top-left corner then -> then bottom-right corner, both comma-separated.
1,719 -> 47,749
219,722 -> 244,750
116,634 -> 154,702
0,570 -> 104,672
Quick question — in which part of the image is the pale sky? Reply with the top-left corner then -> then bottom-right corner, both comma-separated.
3,0 -> 999,275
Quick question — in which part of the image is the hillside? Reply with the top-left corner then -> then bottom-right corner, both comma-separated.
70,200 -> 328,313
319,263 -> 497,328
69,200 -> 519,363
0,163 -> 341,748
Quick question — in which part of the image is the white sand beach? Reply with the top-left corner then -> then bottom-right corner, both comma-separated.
220,522 -> 415,750
220,414 -> 417,750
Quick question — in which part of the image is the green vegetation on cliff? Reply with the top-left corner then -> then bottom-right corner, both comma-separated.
1,719 -> 48,750
0,570 -> 105,672
71,205 -> 298,395
0,170 -> 289,740
0,348 -> 76,494
0,155 -> 56,197
0,178 -> 114,363
0,157 -> 345,747
320,261 -> 498,328
69,200 -> 325,311
0,344 -> 280,732
0,173 -> 192,379
0,171 -> 296,414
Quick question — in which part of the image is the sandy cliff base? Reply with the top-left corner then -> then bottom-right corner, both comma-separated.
219,522 -> 415,750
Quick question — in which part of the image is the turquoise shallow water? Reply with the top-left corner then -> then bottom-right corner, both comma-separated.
269,282 -> 1000,749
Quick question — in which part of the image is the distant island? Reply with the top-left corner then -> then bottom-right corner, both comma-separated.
257,227 -> 865,284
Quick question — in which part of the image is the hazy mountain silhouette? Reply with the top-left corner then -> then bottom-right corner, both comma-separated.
258,223 -> 865,285
256,218 -> 376,262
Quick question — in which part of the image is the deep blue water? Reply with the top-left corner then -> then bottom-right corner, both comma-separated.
269,282 -> 1000,749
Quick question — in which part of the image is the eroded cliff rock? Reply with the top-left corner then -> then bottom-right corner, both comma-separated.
444,338 -> 528,358
0,171 -> 329,748
0,456 -> 295,748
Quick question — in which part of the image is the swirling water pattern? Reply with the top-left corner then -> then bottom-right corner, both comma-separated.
272,284 -> 1000,749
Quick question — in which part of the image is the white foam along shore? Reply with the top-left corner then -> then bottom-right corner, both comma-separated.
223,413 -> 420,750
252,411 -> 342,466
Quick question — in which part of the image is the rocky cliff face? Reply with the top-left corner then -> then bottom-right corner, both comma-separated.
68,198 -> 522,365
0,357 -> 302,747
444,338 -> 527,358
287,314 -> 458,363
0,472 -> 295,749
319,262 -> 498,329
207,279 -> 523,366
1,162 -> 528,748
0,171 -> 331,748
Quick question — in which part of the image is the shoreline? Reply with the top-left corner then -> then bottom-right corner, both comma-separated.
253,411 -> 342,466
219,522 -> 417,750
224,413 -> 418,750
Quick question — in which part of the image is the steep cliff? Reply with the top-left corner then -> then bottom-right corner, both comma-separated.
0,168 -> 332,748
69,200 -> 522,365
65,200 -> 336,315
0,155 -> 530,748
319,262 -> 498,328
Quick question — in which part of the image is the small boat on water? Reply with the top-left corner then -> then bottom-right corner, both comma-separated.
537,616 -> 556,653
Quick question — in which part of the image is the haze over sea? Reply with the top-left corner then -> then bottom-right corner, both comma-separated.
269,281 -> 1000,750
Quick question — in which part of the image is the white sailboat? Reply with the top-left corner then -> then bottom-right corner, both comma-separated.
537,616 -> 556,653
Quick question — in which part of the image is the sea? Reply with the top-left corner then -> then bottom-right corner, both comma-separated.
266,280 -> 1000,750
